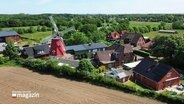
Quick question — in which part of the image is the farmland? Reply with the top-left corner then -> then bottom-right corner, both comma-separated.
144,29 -> 184,39
130,21 -> 172,29
0,67 -> 164,104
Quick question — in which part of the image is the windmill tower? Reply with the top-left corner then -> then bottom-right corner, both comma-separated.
42,16 -> 75,57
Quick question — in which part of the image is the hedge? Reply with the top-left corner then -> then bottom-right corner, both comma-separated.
14,58 -> 184,104
133,50 -> 150,57
0,57 -> 9,64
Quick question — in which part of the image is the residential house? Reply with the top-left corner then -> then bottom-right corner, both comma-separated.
121,33 -> 145,49
107,43 -> 135,63
106,32 -> 121,41
0,31 -> 20,42
133,58 -> 180,90
95,44 -> 135,68
21,44 -> 50,58
66,42 -> 107,59
95,50 -> 116,68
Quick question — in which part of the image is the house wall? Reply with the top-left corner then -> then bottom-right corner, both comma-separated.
5,35 -> 20,42
134,68 -> 180,90
136,37 -> 145,47
157,69 -> 180,90
134,73 -> 157,89
123,53 -> 135,63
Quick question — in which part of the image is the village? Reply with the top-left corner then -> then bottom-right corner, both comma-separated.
0,15 -> 183,98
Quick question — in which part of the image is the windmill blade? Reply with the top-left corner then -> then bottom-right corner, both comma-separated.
61,26 -> 75,36
40,35 -> 54,44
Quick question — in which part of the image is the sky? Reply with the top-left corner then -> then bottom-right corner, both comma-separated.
0,0 -> 184,14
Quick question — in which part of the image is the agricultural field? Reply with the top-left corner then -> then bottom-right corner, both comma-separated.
130,21 -> 172,28
144,29 -> 184,39
0,67 -> 164,104
18,31 -> 51,46
1,26 -> 38,31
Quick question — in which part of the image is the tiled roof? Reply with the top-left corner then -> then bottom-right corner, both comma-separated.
96,50 -> 114,62
121,33 -> 143,45
134,58 -> 175,82
0,31 -> 18,37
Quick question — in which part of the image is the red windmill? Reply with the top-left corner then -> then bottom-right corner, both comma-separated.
41,16 -> 75,57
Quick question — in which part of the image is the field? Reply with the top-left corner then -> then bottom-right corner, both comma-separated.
144,29 -> 184,39
2,26 -> 38,31
20,31 -> 51,42
130,21 -> 172,28
18,31 -> 51,46
0,67 -> 164,104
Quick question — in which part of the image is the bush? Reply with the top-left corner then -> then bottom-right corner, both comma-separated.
97,65 -> 106,73
0,57 -> 9,64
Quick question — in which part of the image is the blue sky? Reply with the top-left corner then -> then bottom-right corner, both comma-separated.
0,0 -> 183,14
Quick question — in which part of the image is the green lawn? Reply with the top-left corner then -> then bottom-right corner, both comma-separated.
123,80 -> 144,90
144,29 -> 184,39
181,80 -> 184,84
18,31 -> 52,46
130,21 -> 172,28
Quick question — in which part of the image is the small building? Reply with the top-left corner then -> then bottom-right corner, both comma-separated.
0,31 -> 20,42
133,58 -> 180,90
159,30 -> 176,34
66,42 -> 107,59
106,68 -> 132,83
21,44 -> 50,58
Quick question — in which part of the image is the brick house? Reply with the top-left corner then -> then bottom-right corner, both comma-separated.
121,33 -> 145,48
0,31 -> 20,42
133,58 -> 180,90
95,44 -> 135,68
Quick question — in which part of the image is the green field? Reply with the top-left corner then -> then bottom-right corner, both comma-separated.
18,31 -> 52,46
130,21 -> 172,28
2,26 -> 39,31
144,29 -> 184,39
